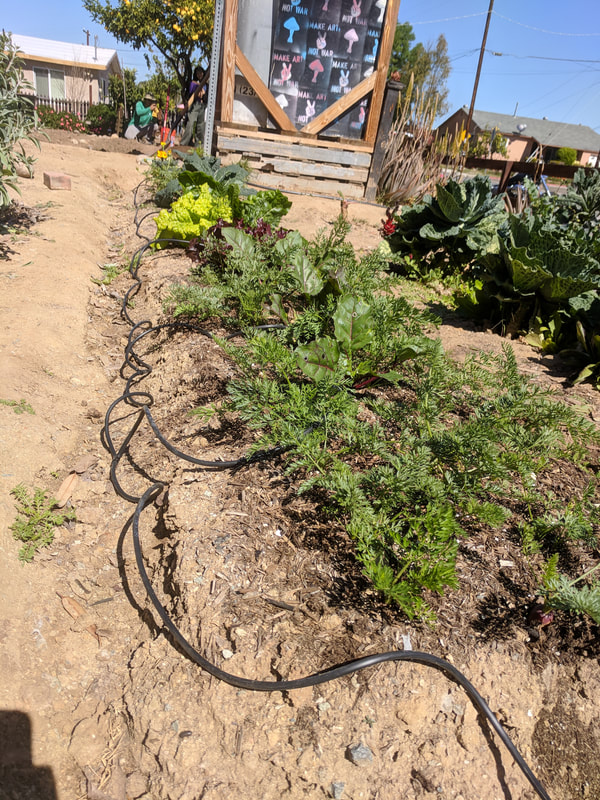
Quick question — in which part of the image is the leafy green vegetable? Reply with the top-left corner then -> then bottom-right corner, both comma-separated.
241,189 -> 292,228
154,184 -> 232,247
385,175 -> 506,274
154,152 -> 252,208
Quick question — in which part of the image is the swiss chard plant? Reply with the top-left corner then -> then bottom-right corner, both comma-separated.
295,294 -> 422,386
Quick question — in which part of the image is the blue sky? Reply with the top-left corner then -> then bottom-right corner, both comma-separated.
3,0 -> 600,130
398,0 -> 600,129
3,0 -> 151,77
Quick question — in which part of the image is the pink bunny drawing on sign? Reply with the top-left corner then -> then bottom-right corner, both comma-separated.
316,33 -> 327,50
339,69 -> 349,88
358,106 -> 366,124
322,0 -> 329,10
305,100 -> 316,119
280,62 -> 292,82
350,0 -> 361,19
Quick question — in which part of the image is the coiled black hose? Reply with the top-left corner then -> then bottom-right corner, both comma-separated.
101,194 -> 553,800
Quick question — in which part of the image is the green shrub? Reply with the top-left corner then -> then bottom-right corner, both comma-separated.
84,103 -> 116,135
36,105 -> 86,134
0,31 -> 41,207
556,147 -> 577,166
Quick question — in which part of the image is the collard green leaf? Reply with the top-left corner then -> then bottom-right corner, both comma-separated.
503,245 -> 550,293
155,178 -> 183,208
333,295 -> 373,352
419,221 -> 462,241
179,170 -> 218,192
436,183 -> 464,223
540,274 -> 599,302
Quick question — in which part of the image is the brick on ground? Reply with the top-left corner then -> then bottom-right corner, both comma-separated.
43,172 -> 72,190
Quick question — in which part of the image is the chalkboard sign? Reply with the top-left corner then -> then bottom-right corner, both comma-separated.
269,0 -> 387,137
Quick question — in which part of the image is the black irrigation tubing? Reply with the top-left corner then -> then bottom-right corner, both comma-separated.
101,184 -> 553,800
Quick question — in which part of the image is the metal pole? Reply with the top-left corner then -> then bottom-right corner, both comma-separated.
203,0 -> 225,155
121,61 -> 128,121
465,0 -> 494,136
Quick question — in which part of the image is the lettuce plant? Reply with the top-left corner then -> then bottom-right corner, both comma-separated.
154,184 -> 232,247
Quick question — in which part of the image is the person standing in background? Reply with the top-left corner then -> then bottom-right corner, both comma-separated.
180,67 -> 207,148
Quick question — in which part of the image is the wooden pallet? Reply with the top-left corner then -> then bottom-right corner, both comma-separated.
216,125 -> 373,199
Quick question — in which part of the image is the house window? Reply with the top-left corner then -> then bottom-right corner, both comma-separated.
34,67 -> 65,100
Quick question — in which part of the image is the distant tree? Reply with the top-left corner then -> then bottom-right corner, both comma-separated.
83,0 -> 214,100
109,67 -> 138,110
469,129 -> 508,158
390,22 -> 451,118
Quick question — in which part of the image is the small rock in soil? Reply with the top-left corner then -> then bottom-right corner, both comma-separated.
329,781 -> 345,799
345,742 -> 373,765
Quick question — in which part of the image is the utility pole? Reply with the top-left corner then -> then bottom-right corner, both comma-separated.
465,0 -> 494,136
83,29 -> 90,46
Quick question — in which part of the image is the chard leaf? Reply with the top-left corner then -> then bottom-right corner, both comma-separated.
296,337 -> 340,381
288,252 -> 324,297
268,293 -> 288,323
333,295 -> 373,352
221,227 -> 256,256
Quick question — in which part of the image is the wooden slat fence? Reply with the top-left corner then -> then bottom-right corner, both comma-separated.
21,94 -> 90,118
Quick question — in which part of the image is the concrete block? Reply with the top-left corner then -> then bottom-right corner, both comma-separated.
43,171 -> 72,190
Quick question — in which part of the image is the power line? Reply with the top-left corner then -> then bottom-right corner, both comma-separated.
492,12 -> 600,37
410,10 -> 600,37
488,50 -> 600,65
411,12 -> 488,24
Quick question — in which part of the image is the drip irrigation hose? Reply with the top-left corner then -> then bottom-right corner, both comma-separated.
100,185 -> 553,800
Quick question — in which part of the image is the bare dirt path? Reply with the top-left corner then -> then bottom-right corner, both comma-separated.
1,134 -> 599,800
0,139 -> 148,796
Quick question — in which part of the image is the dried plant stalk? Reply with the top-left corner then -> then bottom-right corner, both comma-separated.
377,75 -> 464,205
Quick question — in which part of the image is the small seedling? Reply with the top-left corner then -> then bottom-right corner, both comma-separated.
0,398 -> 34,415
540,554 -> 600,624
10,484 -> 76,562
91,262 -> 127,286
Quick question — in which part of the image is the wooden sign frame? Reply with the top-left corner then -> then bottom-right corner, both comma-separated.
218,0 -> 401,144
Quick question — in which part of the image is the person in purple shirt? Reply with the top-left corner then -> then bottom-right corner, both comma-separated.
180,67 -> 207,147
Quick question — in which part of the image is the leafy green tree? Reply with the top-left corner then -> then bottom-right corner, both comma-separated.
390,22 -> 450,117
109,66 -> 138,110
469,129 -> 508,158
83,0 -> 214,100
0,31 -> 40,209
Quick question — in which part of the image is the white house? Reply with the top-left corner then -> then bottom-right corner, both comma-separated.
10,33 -> 122,113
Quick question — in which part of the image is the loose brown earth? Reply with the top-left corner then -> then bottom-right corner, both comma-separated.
1,129 -> 599,800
